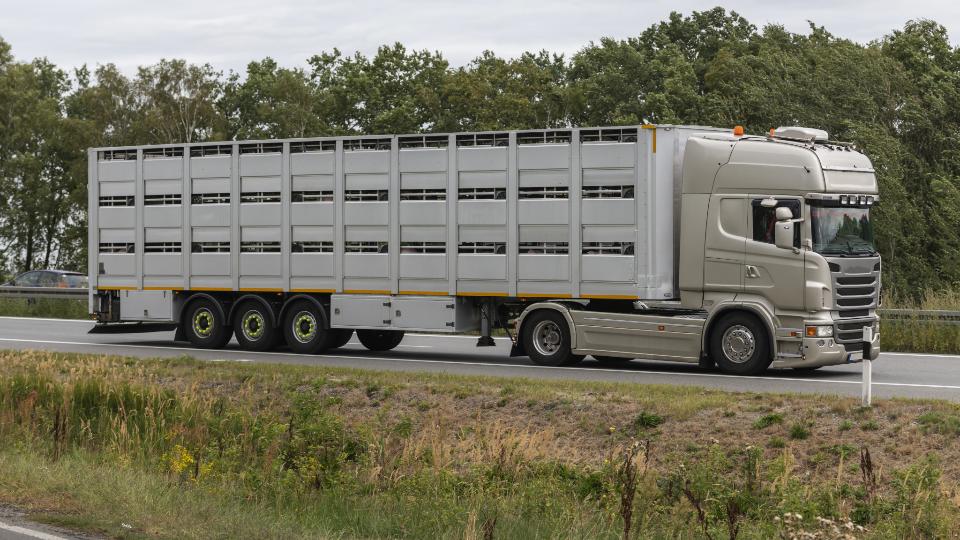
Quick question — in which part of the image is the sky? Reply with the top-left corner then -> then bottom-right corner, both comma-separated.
1,0 -> 957,75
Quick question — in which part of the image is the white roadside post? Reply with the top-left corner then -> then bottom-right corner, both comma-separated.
861,326 -> 874,407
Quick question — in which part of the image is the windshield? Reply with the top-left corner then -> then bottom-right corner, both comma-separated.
811,205 -> 876,256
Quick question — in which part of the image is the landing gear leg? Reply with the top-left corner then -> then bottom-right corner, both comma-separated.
477,300 -> 496,347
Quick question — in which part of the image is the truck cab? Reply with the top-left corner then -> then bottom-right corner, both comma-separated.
678,126 -> 880,370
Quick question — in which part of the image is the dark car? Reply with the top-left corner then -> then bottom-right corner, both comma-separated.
3,270 -> 88,288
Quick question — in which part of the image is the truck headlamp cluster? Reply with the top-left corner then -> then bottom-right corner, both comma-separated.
805,325 -> 834,338
839,195 -> 874,206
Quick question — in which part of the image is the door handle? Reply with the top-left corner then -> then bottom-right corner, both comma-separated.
745,265 -> 761,279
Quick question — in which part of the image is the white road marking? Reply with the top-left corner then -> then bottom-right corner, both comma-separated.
1,337 -> 959,391
0,520 -> 68,540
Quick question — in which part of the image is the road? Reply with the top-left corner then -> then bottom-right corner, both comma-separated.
0,505 -> 99,540
0,316 -> 958,400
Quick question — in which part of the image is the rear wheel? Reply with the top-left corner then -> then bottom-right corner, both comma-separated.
326,329 -> 354,349
356,329 -> 404,351
283,300 -> 331,354
523,310 -> 583,367
233,301 -> 279,352
184,298 -> 232,349
709,313 -> 772,375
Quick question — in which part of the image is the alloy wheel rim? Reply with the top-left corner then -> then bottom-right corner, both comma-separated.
241,310 -> 265,341
193,308 -> 215,338
721,324 -> 756,364
292,311 -> 317,344
532,320 -> 563,357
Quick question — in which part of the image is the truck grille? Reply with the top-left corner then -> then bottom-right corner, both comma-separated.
828,258 -> 880,350
837,321 -> 870,346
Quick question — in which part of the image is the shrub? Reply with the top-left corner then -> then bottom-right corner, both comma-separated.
754,413 -> 784,429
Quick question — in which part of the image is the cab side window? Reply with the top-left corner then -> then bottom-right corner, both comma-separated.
751,199 -> 800,247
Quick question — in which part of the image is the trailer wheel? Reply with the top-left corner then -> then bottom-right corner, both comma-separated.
283,300 -> 331,354
523,310 -> 583,367
233,301 -> 279,352
592,355 -> 633,366
356,330 -> 404,351
184,298 -> 232,349
709,313 -> 772,375
326,329 -> 354,349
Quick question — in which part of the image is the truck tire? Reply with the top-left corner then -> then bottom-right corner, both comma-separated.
326,329 -> 354,349
356,330 -> 404,351
233,301 -> 279,352
709,313 -> 772,375
283,300 -> 331,354
593,355 -> 633,366
184,298 -> 232,349
523,310 -> 583,367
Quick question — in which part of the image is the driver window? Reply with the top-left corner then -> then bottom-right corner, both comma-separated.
751,199 -> 800,247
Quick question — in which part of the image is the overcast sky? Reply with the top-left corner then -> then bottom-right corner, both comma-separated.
2,0 -> 956,75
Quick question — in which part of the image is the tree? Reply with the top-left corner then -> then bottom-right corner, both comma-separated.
135,59 -> 224,143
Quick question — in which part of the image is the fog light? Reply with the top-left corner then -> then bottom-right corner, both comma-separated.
817,339 -> 825,347
806,325 -> 834,337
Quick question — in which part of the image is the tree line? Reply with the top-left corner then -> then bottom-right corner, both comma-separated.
0,7 -> 957,297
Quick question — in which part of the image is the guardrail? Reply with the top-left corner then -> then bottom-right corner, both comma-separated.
1,287 -> 959,323
0,286 -> 88,300
878,309 -> 960,325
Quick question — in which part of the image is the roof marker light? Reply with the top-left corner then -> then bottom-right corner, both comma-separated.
733,125 -> 745,137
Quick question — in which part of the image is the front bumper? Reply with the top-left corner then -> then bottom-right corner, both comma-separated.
773,328 -> 880,369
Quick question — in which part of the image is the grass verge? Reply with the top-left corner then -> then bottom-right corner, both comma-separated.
0,298 -> 88,319
1,350 -> 959,539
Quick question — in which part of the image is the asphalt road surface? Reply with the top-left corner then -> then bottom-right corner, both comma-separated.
0,504 -> 99,540
0,316 -> 958,401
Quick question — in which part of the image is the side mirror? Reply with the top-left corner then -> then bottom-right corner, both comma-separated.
775,220 -> 794,250
775,207 -> 793,221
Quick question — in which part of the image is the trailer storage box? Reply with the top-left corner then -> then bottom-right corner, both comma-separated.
89,125 -> 716,303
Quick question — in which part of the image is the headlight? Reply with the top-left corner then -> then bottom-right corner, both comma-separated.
805,325 -> 834,337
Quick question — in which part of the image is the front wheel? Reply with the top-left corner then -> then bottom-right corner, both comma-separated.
356,329 -> 404,351
523,310 -> 583,367
709,313 -> 772,375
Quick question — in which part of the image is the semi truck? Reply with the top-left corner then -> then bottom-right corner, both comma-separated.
88,124 -> 881,374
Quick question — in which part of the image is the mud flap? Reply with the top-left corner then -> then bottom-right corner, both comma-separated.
509,341 -> 527,358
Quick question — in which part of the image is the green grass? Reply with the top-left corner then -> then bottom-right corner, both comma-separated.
753,413 -> 784,429
881,289 -> 960,354
0,298 -> 88,319
0,350 -> 958,538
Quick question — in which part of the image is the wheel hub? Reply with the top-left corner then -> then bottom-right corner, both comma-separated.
193,309 -> 214,337
721,325 -> 756,364
241,310 -> 265,341
292,311 -> 317,344
532,320 -> 563,356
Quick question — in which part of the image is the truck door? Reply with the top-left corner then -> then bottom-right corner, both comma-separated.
703,195 -> 747,294
743,197 -> 804,311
